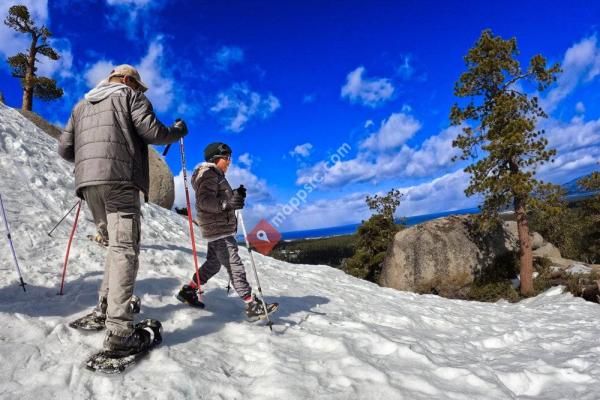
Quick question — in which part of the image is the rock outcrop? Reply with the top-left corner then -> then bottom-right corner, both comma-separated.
379,215 -> 567,297
148,147 -> 175,209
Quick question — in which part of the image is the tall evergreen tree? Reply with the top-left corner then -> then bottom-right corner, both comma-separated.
450,30 -> 561,296
4,5 -> 63,111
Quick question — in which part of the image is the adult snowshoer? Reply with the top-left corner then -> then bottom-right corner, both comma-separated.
176,142 -> 277,320
58,64 -> 188,355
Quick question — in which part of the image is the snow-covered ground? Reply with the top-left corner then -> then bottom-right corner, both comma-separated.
1,103 -> 600,399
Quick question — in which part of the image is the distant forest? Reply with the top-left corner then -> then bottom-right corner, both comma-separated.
270,235 -> 357,268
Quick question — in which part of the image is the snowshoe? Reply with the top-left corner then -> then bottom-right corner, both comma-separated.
245,295 -> 279,322
85,319 -> 162,374
69,295 -> 141,331
176,285 -> 205,308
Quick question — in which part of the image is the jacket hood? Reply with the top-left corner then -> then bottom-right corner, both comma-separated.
84,79 -> 129,103
191,162 -> 223,186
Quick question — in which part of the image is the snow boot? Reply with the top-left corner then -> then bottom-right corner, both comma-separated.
103,327 -> 152,356
245,294 -> 278,321
176,285 -> 205,308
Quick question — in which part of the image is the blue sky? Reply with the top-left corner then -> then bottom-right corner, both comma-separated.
1,0 -> 599,232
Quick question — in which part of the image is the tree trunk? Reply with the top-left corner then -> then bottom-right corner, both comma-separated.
515,195 -> 534,296
22,34 -> 38,111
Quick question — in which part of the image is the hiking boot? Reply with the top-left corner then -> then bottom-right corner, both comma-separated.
176,285 -> 205,308
245,294 -> 278,321
103,328 -> 151,356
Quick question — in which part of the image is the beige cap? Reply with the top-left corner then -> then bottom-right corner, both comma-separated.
108,64 -> 149,93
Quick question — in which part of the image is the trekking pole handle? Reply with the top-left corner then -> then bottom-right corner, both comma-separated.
162,118 -> 182,156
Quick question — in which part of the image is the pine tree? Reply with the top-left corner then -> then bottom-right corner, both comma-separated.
4,5 -> 63,111
344,189 -> 404,283
450,29 -> 561,296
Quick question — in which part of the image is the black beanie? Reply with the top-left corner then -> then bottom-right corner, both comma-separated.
204,142 -> 232,162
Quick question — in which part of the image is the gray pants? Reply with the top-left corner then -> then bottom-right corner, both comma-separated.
191,235 -> 252,299
82,185 -> 141,336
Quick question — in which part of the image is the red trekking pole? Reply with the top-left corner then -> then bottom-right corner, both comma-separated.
179,137 -> 204,307
58,200 -> 81,295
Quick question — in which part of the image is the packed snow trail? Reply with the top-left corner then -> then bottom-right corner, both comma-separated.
1,104 -> 600,399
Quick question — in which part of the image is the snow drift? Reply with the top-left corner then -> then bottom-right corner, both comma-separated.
1,103 -> 600,399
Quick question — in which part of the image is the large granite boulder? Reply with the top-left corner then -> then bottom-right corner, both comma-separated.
379,215 -> 568,297
379,215 -> 518,296
148,147 -> 175,210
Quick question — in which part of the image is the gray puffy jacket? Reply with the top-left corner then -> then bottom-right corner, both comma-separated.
192,163 -> 237,240
58,84 -> 185,200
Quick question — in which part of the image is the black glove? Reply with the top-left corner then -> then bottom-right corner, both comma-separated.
233,185 -> 247,200
229,190 -> 245,210
172,119 -> 188,136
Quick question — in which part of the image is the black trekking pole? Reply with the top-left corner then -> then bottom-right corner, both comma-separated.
237,210 -> 274,333
0,193 -> 27,292
47,200 -> 80,237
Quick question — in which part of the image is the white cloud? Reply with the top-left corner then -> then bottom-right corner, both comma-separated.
536,115 -> 600,183
82,39 -> 175,112
84,60 -> 115,88
105,0 -> 166,38
238,153 -> 253,168
211,46 -> 244,71
341,66 -> 395,107
396,55 -> 415,79
136,40 -> 174,112
260,192 -> 371,232
296,113 -> 461,189
302,94 -> 316,104
403,125 -> 462,177
290,143 -> 313,158
575,102 -> 586,113
211,83 -> 280,132
542,116 -> 600,153
398,169 -> 478,217
542,35 -> 600,113
360,112 -> 421,151
226,163 -> 271,202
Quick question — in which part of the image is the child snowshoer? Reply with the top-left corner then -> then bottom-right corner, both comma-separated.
176,142 -> 276,320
